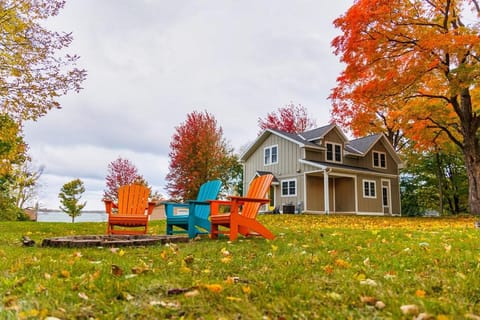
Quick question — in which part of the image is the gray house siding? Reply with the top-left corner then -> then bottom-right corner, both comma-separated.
243,134 -> 306,212
241,126 -> 403,216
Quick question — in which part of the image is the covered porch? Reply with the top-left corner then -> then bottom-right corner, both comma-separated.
304,169 -> 357,214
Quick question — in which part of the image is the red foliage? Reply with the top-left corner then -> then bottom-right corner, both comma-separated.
103,157 -> 144,201
258,103 -> 316,134
166,110 -> 234,200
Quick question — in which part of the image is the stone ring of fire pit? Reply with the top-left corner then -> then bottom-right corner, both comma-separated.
41,234 -> 189,248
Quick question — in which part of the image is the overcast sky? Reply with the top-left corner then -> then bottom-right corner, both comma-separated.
23,0 -> 353,210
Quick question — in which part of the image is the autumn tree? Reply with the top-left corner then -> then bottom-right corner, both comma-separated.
10,161 -> 44,210
59,178 -> 86,223
0,0 -> 86,122
330,0 -> 480,214
0,114 -> 28,220
258,102 -> 316,134
103,157 -> 146,202
166,110 -> 238,200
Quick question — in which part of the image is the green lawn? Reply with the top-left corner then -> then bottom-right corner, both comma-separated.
0,215 -> 479,319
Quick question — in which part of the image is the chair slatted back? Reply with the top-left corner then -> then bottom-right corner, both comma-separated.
242,174 -> 273,219
117,184 -> 150,215
195,179 -> 222,219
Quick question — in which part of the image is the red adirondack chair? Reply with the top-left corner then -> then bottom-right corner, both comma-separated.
210,174 -> 274,241
104,184 -> 156,235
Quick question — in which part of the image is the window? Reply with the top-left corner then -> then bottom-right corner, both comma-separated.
363,180 -> 376,198
326,142 -> 342,163
281,179 -> 296,196
373,151 -> 387,168
264,145 -> 278,165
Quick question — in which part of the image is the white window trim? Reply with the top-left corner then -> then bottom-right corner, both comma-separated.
363,179 -> 376,198
264,145 -> 278,166
326,142 -> 343,163
281,178 -> 297,197
372,151 -> 387,169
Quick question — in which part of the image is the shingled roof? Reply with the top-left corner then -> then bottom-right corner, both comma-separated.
345,134 -> 383,155
299,124 -> 336,141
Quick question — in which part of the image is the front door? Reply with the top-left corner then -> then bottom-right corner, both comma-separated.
381,180 -> 391,215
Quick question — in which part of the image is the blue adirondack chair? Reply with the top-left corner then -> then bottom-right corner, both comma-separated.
163,179 -> 222,238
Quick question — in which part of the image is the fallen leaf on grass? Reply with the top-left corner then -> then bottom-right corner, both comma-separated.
131,264 -> 151,274
363,257 -> 370,266
111,264 -> 123,277
415,289 -> 426,297
226,296 -> 242,301
323,265 -> 334,274
78,292 -> 89,300
326,292 -> 342,301
359,279 -> 377,286
14,277 -> 27,287
360,296 -> 377,305
150,300 -> 180,309
160,250 -> 168,260
203,284 -> 223,293
225,276 -> 250,284
184,289 -> 200,297
60,270 -> 70,278
400,304 -> 420,316
183,254 -> 194,265
241,286 -> 251,294
335,259 -> 350,268
415,312 -> 435,320
221,256 -> 232,264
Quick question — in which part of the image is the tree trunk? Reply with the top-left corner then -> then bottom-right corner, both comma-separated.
435,151 -> 444,215
463,146 -> 480,214
459,89 -> 480,215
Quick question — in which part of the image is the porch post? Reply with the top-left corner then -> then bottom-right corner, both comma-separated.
324,169 -> 329,214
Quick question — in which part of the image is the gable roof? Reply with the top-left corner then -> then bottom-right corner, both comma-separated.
299,124 -> 335,141
345,134 -> 382,155
240,128 -> 322,161
346,134 -> 403,166
240,125 -> 402,168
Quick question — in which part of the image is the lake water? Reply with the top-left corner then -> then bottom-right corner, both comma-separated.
36,211 -> 107,223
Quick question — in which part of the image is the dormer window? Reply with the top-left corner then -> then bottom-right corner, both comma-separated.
264,145 -> 278,165
373,151 -> 386,168
326,142 -> 342,163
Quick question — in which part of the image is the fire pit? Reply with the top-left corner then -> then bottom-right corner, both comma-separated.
41,234 -> 189,248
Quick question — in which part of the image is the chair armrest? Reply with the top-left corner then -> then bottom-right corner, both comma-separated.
147,202 -> 156,215
104,200 -> 117,214
228,196 -> 270,205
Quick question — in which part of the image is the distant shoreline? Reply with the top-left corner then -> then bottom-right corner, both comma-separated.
36,210 -> 107,223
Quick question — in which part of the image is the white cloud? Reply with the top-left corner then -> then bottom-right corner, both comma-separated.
24,0 -> 354,210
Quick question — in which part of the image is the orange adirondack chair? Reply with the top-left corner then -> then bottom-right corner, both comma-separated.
104,184 -> 156,235
210,174 -> 274,241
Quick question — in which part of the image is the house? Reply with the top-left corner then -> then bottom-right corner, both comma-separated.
240,124 -> 403,215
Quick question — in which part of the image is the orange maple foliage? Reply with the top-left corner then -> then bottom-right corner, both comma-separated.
330,0 -> 480,213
